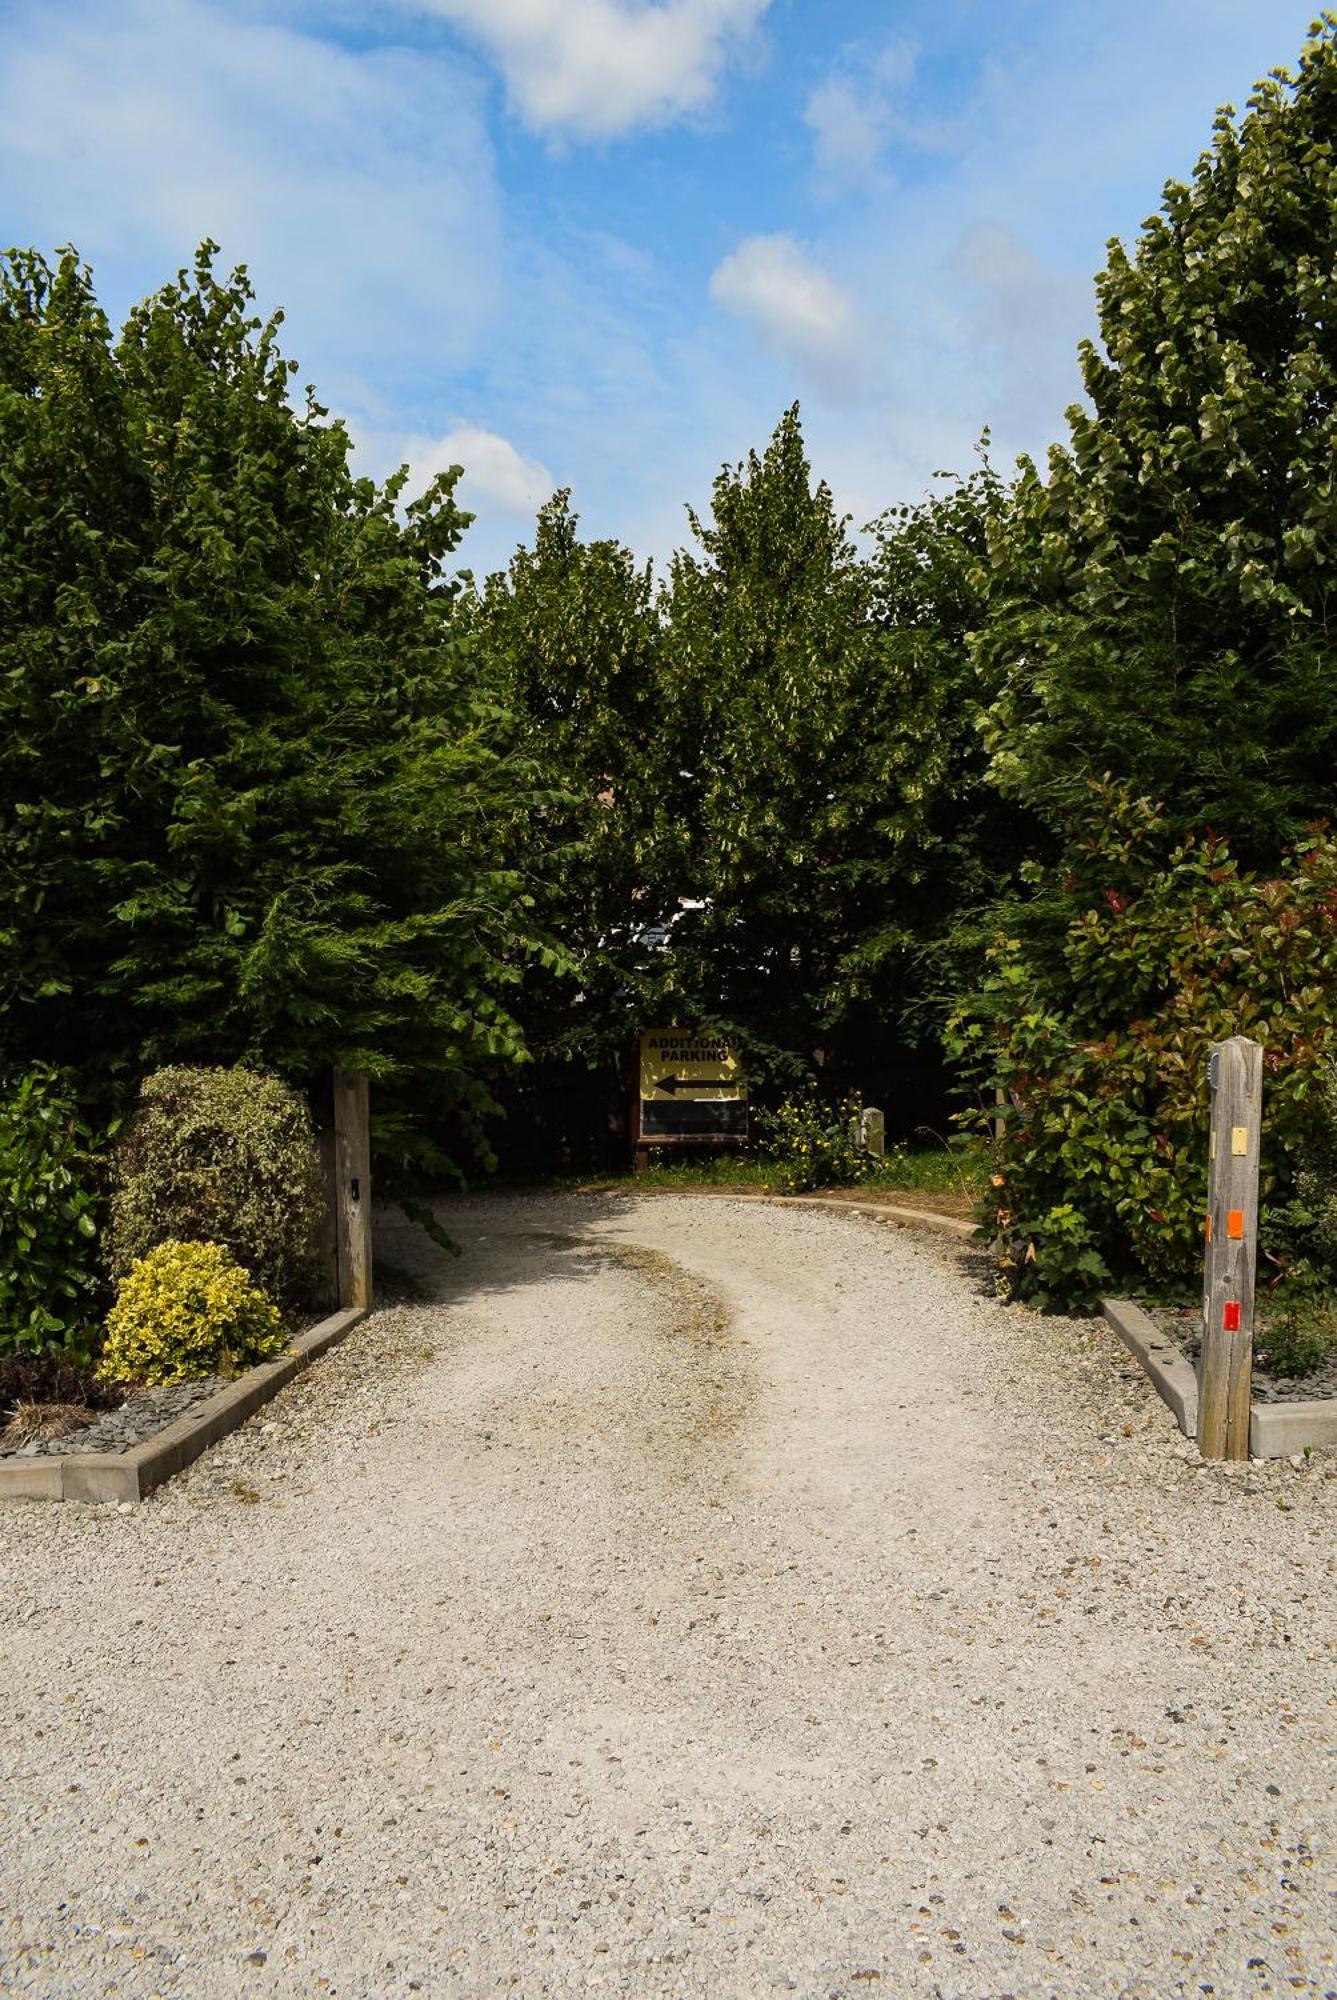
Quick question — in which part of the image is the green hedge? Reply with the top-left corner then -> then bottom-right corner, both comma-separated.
108,1067 -> 325,1308
0,1067 -> 103,1359
952,792 -> 1337,1309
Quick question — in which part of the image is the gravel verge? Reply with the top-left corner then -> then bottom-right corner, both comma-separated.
2,1192 -> 1334,2000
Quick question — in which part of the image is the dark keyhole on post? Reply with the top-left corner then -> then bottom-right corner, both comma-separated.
350,1177 -> 360,1202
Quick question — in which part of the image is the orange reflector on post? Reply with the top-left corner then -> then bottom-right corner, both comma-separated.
1227,1209 -> 1245,1240
1223,1300 -> 1241,1332
1204,1214 -> 1213,1241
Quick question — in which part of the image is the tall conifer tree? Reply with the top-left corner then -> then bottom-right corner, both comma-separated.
0,246 -> 545,1163
474,490 -> 667,1070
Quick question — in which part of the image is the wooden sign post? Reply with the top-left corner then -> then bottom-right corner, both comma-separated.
1197,1035 -> 1263,1461
333,1071 -> 373,1310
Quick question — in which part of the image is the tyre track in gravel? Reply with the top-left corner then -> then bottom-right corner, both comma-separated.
2,1192 -> 1334,2000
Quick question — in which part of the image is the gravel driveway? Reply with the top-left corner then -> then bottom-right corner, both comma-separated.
3,1193 -> 1334,1999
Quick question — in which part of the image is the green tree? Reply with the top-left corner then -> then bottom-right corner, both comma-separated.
659,406 -> 879,1077
981,18 -> 1337,857
863,457 -> 1031,1041
474,489 -> 668,1065
0,244 -> 547,1167
660,409 -> 1024,1085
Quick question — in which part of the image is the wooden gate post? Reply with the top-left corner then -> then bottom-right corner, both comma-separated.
317,1127 -> 340,1309
1197,1035 -> 1263,1461
333,1071 -> 373,1310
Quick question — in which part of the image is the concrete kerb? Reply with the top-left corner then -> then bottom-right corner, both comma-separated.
1102,1299 -> 1199,1438
1102,1297 -> 1337,1458
760,1194 -> 976,1237
1249,1398 -> 1337,1458
0,1305 -> 366,1507
617,1184 -> 977,1238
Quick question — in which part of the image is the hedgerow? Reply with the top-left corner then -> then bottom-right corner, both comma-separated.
951,790 -> 1337,1309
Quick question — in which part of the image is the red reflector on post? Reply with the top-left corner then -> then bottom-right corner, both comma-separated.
1227,1209 -> 1245,1240
1223,1300 -> 1241,1332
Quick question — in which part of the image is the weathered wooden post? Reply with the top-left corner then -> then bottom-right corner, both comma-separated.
1197,1035 -> 1263,1461
332,1071 -> 373,1310
317,1126 -> 341,1309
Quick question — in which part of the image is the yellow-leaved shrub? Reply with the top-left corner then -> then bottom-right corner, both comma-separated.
99,1239 -> 286,1387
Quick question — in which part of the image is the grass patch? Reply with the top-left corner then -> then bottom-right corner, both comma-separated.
494,1140 -> 988,1206
878,1138 -> 987,1200
0,1400 -> 97,1451
626,1155 -> 776,1191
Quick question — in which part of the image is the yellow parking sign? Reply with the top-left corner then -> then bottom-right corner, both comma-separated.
639,1029 -> 743,1101
635,1029 -> 747,1147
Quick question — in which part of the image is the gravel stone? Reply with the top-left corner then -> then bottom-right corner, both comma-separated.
2,1191 -> 1335,1999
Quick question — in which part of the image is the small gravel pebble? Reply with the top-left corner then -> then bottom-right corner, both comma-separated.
2,1192 -> 1334,2000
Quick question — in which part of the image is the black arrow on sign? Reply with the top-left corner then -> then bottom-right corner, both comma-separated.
653,1074 -> 737,1095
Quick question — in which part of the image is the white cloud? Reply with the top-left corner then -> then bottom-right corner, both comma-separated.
709,234 -> 867,388
0,0 -> 500,398
804,40 -> 917,193
804,38 -> 967,196
952,222 -> 1091,435
404,424 -> 556,515
420,0 -> 772,138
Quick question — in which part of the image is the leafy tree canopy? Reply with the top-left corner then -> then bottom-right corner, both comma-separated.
981,15 -> 1337,857
472,489 -> 667,1067
657,406 -> 881,1077
657,409 -> 1024,1079
863,455 -> 1032,1038
0,244 -> 551,1166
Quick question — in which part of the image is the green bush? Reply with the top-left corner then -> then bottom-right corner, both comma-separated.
0,1067 -> 104,1359
1255,1278 -> 1337,1380
760,1094 -> 875,1194
951,790 -> 1337,1310
100,1239 -> 286,1386
1296,1060 -> 1337,1275
108,1068 -> 324,1306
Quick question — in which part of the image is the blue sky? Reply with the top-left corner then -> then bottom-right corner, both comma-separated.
0,0 -> 1323,575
